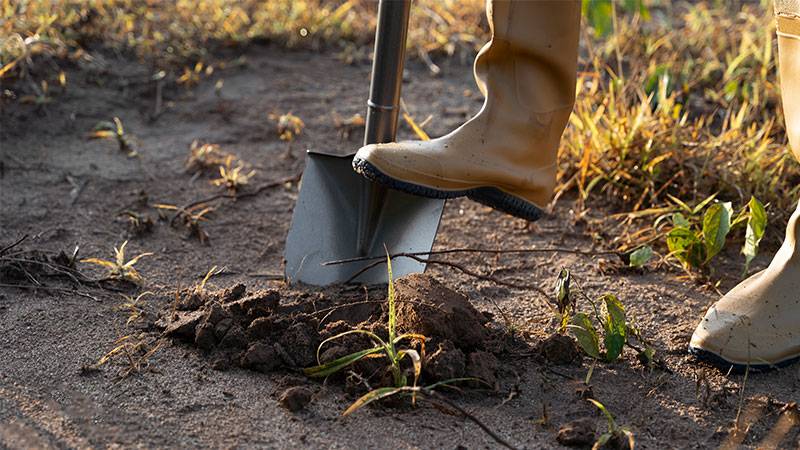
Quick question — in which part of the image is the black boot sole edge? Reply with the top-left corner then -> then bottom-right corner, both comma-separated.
688,345 -> 800,374
353,157 -> 544,222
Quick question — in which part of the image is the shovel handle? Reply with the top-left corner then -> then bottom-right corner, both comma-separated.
364,0 -> 411,145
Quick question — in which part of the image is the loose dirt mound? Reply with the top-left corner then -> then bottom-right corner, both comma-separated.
155,274 -> 525,390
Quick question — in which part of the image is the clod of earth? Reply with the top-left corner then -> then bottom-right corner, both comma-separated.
278,386 -> 313,412
557,418 -> 596,447
157,275 -> 510,394
465,351 -> 499,389
394,273 -> 489,350
537,333 -> 582,365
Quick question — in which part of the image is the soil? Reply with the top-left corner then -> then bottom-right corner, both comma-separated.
2,44 -> 800,449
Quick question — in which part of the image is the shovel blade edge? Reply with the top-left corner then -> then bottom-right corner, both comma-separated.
284,151 -> 445,286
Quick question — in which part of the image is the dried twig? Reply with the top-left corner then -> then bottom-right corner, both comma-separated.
424,389 -> 518,450
0,234 -> 28,257
324,246 -> 618,267
341,253 -> 551,298
169,173 -> 300,226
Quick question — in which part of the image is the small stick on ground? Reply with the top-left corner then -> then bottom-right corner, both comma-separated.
169,173 -> 300,226
324,246 -> 619,267
424,389 -> 518,450
0,234 -> 28,257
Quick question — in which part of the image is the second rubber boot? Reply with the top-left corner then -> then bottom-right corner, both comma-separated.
689,7 -> 800,370
352,0 -> 581,221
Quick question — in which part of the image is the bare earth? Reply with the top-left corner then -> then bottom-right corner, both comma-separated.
1,46 -> 799,449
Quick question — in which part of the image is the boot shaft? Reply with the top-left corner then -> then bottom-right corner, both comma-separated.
476,0 -> 581,115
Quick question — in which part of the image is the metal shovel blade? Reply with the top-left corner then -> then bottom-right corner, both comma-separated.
284,151 -> 444,286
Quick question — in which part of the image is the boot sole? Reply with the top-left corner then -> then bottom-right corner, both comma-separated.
688,345 -> 800,374
353,158 -> 544,222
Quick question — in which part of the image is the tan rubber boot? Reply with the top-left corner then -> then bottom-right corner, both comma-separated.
352,0 -> 581,221
689,6 -> 800,370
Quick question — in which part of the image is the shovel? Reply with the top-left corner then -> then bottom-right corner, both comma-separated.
284,0 -> 445,286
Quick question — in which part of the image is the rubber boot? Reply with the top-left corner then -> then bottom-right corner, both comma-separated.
352,0 -> 581,221
689,6 -> 800,370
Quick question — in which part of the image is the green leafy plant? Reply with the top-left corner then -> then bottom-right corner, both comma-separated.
82,241 -> 152,285
588,399 -> 635,450
663,195 -> 767,271
555,270 -> 656,366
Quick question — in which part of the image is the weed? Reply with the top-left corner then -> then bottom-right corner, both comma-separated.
588,399 -> 635,450
663,195 -> 767,272
305,255 -> 425,390
119,211 -> 154,237
176,61 -> 212,87
332,111 -> 365,140
269,112 -> 305,141
118,291 -> 154,326
211,156 -> 255,194
89,117 -> 137,157
154,203 -> 215,243
554,269 -> 657,368
89,333 -> 164,379
185,140 -> 231,174
81,241 -> 152,285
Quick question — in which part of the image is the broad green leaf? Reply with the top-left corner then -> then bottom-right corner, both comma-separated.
742,196 -> 767,271
568,313 -> 601,359
602,294 -> 627,361
628,246 -> 653,268
304,345 -> 383,378
671,212 -> 690,228
582,0 -> 613,37
666,226 -> 702,267
702,202 -> 732,262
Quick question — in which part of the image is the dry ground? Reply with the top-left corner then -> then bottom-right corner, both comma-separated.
1,45 -> 799,449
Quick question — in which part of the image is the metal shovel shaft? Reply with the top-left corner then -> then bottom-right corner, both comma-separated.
356,0 -> 412,256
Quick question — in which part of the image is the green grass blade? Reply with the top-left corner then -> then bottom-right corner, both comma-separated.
343,386 -> 415,416
315,329 -> 386,364
386,253 -> 396,345
304,345 -> 383,378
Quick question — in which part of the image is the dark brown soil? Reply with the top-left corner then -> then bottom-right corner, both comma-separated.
156,274 -> 509,391
2,44 -> 800,449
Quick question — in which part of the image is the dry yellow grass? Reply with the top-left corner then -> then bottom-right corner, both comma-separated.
2,0 -> 796,266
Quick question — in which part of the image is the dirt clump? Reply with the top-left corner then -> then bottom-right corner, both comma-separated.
557,418 -> 596,447
156,276 -> 513,391
424,340 -> 466,380
536,333 -> 582,365
279,386 -> 313,412
465,351 -> 499,389
394,274 -> 489,350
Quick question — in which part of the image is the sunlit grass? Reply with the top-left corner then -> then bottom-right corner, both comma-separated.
3,0 -> 797,264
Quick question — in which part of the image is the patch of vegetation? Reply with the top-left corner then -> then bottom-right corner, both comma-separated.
89,117 -> 137,157
81,240 -> 152,285
553,269 -> 657,368
211,156 -> 256,194
3,1 -> 794,274
588,399 -> 635,450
